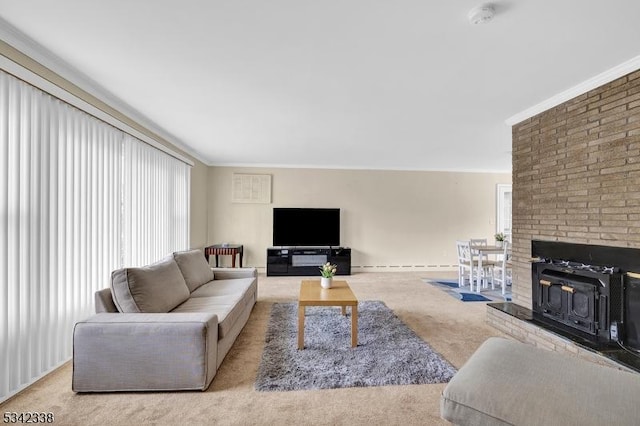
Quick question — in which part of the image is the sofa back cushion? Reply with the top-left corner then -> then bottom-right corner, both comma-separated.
111,255 -> 190,313
173,249 -> 215,292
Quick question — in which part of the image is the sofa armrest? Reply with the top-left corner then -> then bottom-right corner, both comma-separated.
212,267 -> 257,280
95,288 -> 118,313
73,312 -> 218,392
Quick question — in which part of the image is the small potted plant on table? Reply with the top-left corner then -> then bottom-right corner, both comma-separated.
320,262 -> 338,289
495,233 -> 506,248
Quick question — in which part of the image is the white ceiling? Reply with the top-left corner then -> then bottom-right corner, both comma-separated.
1,1 -> 640,172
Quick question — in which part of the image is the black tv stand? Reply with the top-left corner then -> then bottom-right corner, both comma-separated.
266,247 -> 351,277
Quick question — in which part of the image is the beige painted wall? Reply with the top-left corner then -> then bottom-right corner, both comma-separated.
189,161 -> 209,248
208,166 -> 511,271
1,41 -> 209,248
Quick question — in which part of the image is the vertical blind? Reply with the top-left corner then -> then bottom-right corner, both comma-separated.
123,135 -> 190,266
0,69 -> 190,402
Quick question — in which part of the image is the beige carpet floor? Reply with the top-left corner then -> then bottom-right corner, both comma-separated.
1,271 -> 506,425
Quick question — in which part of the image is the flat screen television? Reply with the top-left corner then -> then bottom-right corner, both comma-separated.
273,208 -> 340,247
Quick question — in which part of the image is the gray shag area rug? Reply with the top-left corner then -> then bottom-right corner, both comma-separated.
255,300 -> 457,391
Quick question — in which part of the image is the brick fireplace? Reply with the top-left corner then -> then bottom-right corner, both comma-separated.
490,68 -> 640,371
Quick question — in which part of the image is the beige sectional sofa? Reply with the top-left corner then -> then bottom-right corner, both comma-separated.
72,249 -> 257,392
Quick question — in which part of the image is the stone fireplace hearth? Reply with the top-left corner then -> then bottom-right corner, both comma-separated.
486,303 -> 639,372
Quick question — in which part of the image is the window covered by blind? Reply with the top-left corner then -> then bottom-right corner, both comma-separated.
0,69 -> 190,402
122,135 -> 190,267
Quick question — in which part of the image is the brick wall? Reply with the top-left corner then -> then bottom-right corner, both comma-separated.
511,69 -> 640,308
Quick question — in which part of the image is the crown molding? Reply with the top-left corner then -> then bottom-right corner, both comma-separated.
505,54 -> 640,126
0,16 -> 208,165
208,161 -> 512,174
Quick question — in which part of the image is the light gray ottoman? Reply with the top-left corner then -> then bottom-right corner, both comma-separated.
441,337 -> 640,426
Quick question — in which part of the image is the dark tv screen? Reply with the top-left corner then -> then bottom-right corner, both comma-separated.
273,208 -> 340,247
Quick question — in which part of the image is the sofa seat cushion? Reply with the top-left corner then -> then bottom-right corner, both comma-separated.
190,278 -> 257,317
172,295 -> 245,339
111,256 -> 190,313
190,278 -> 256,299
173,249 -> 214,292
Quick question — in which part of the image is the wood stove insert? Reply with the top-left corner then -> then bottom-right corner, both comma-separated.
533,260 -> 622,341
531,240 -> 640,351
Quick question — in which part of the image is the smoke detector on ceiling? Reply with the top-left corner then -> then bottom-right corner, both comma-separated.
468,4 -> 495,24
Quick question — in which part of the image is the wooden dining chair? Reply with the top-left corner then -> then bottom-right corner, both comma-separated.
469,238 -> 497,289
492,241 -> 512,295
470,238 -> 488,247
456,240 -> 474,287
456,240 -> 496,290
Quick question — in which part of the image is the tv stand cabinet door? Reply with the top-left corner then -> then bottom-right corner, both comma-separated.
267,249 -> 289,276
330,248 -> 351,275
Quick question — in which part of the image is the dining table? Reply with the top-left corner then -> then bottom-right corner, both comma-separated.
472,245 -> 505,292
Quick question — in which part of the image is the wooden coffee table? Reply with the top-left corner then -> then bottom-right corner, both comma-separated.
297,279 -> 358,350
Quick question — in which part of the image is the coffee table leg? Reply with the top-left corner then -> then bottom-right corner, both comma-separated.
341,306 -> 346,316
351,304 -> 358,347
298,305 -> 305,350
